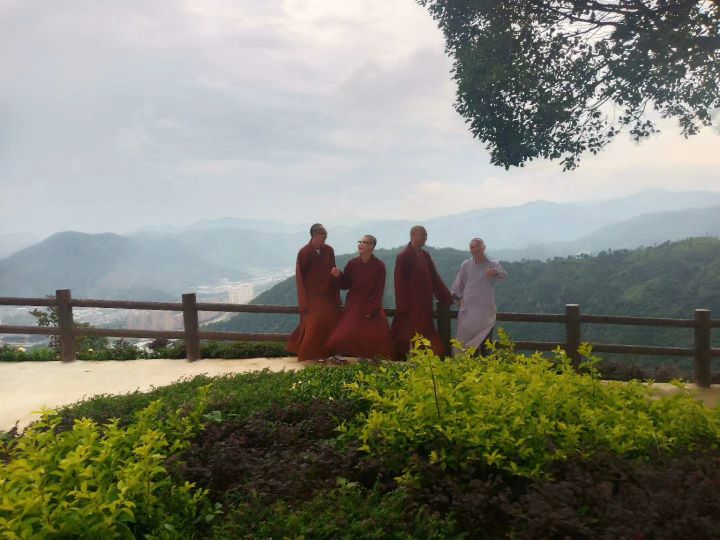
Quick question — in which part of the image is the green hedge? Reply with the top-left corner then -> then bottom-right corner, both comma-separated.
0,387 -> 216,538
0,341 -> 289,362
342,335 -> 720,479
3,341 -> 719,538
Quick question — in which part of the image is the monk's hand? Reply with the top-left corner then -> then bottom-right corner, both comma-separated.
330,267 -> 341,278
485,267 -> 498,279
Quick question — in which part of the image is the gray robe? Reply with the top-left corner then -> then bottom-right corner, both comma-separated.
451,257 -> 507,353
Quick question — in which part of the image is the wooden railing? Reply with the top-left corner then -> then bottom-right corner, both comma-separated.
1,289 -> 718,386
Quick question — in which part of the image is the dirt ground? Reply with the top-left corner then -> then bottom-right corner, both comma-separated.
1,358 -> 718,431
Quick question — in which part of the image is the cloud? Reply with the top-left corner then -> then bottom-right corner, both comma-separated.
0,0 -> 718,237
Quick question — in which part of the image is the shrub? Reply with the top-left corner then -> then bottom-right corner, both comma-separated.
148,337 -> 172,351
0,345 -> 57,361
78,340 -> 289,361
180,399 -> 368,502
343,337 -> 720,479
509,451 -> 720,539
150,339 -> 187,359
215,484 -> 460,540
200,340 -> 288,359
289,361 -> 409,403
0,387 -> 215,538
55,369 -> 301,430
78,338 -> 151,361
402,451 -> 720,539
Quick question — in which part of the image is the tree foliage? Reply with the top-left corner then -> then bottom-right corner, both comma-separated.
29,296 -> 109,355
419,0 -> 720,169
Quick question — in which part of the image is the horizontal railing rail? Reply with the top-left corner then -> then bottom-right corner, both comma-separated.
0,291 -> 716,386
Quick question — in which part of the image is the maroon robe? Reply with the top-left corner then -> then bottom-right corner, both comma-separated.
390,243 -> 453,360
286,242 -> 341,361
326,255 -> 392,359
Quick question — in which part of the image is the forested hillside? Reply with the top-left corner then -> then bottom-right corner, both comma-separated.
208,237 -> 720,354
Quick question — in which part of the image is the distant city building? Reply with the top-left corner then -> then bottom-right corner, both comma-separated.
127,310 -> 182,331
126,282 -> 255,331
227,283 -> 253,304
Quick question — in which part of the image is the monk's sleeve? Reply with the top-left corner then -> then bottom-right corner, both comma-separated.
394,253 -> 411,315
429,255 -> 453,306
295,249 -> 309,314
329,247 -> 342,306
492,261 -> 508,282
364,262 -> 385,317
335,261 -> 352,290
451,262 -> 466,300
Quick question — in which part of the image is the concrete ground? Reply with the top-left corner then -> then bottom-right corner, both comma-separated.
0,357 -> 309,431
1,358 -> 718,431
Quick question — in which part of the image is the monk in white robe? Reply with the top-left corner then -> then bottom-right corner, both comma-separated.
451,238 -> 507,356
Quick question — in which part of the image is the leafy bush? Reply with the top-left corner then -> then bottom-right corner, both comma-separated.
0,387 -> 215,538
77,338 -> 151,360
0,344 -> 57,361
150,339 -> 187,359
215,484 -> 460,540
199,340 -> 288,359
403,451 -> 720,539
55,370 -> 300,430
1,340 -> 290,361
181,399 -> 368,502
28,301 -> 110,354
510,451 -> 720,539
148,340 -> 289,360
290,362 -> 409,403
597,359 -> 720,383
6,348 -> 718,538
343,337 -> 720,479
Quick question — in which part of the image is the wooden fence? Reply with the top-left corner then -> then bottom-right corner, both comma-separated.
1,289 -> 718,386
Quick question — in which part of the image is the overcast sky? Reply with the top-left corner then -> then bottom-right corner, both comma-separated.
1,0 -> 719,238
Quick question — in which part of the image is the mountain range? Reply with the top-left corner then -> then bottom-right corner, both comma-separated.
0,232 -> 249,300
1,189 -> 719,299
493,204 -> 720,261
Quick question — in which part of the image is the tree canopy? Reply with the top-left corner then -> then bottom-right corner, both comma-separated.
418,0 -> 720,169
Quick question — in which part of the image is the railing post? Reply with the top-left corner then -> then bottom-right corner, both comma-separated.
437,300 -> 451,358
56,289 -> 76,363
182,293 -> 201,362
694,309 -> 711,388
565,304 -> 581,368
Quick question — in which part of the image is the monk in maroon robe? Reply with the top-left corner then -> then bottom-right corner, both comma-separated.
326,234 -> 392,359
286,223 -> 341,361
390,225 -> 453,360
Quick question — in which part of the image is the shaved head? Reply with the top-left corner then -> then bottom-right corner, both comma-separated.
410,225 -> 428,249
469,237 -> 486,261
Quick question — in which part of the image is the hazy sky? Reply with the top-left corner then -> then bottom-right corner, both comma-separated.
1,0 -> 719,237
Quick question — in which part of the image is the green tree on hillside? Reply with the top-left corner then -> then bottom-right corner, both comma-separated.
419,0 -> 720,169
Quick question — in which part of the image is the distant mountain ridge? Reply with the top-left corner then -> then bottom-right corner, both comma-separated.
494,205 -> 720,261
0,231 -> 249,299
165,188 -> 720,251
2,189 -> 719,298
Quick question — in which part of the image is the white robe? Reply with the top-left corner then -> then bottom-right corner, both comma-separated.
451,257 -> 507,353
